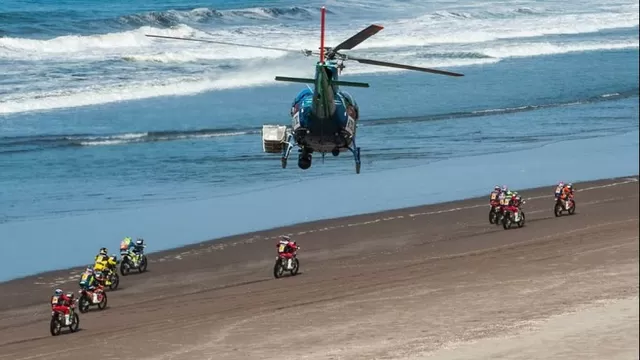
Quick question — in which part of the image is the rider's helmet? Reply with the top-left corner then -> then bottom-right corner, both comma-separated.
85,266 -> 93,273
94,271 -> 104,281
494,185 -> 500,191
281,235 -> 291,242
109,254 -> 117,261
135,238 -> 144,246
54,288 -> 63,296
558,181 -> 564,187
502,185 -> 508,192
567,183 -> 573,189
99,247 -> 107,256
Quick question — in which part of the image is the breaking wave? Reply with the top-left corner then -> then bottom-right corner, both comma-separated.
0,0 -> 637,115
114,6 -> 320,29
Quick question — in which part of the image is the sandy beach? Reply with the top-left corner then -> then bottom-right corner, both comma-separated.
0,175 -> 637,360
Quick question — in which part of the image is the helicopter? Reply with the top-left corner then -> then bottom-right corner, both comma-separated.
146,6 -> 464,174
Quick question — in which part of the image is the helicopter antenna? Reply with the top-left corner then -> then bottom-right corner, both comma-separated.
320,6 -> 326,64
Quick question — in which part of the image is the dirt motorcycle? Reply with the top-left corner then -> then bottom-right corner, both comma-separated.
502,207 -> 526,230
489,202 -> 503,225
104,267 -> 120,290
554,196 -> 576,217
50,300 -> 79,336
273,250 -> 300,279
78,285 -> 107,313
120,248 -> 148,276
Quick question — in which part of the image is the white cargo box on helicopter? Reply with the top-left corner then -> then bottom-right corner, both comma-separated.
261,124 -> 291,153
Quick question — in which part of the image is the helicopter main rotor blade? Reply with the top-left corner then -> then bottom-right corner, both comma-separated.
330,24 -> 384,53
346,55 -> 464,77
145,34 -> 313,56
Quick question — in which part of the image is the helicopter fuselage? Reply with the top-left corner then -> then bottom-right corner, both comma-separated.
289,63 -> 359,154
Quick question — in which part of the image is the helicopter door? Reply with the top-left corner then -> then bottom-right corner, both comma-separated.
344,97 -> 356,136
345,115 -> 355,136
292,111 -> 301,131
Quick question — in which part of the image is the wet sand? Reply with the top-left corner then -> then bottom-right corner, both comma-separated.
0,175 -> 638,360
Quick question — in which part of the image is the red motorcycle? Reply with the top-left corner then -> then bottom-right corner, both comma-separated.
78,285 -> 108,313
554,195 -> 576,217
273,249 -> 300,279
502,206 -> 526,230
50,300 -> 79,336
489,200 -> 503,224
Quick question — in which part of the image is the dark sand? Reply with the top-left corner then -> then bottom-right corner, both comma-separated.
0,176 -> 638,359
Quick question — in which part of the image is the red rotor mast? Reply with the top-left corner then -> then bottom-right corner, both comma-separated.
319,6 -> 326,64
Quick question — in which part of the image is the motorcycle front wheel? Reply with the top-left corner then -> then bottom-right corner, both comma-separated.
289,258 -> 300,276
50,315 -> 62,336
273,259 -> 285,279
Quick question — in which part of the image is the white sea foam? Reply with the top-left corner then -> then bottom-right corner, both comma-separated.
0,66 -> 312,115
0,0 -> 637,115
482,41 -> 639,59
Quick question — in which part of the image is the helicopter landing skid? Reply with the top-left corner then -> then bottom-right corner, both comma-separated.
347,141 -> 361,174
280,133 -> 361,174
281,133 -> 295,169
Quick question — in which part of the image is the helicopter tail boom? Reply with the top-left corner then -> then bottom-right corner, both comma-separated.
274,76 -> 369,88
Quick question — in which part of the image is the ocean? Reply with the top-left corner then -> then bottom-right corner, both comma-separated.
0,0 -> 638,281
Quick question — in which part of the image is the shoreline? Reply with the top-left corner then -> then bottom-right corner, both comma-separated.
3,173 -> 637,285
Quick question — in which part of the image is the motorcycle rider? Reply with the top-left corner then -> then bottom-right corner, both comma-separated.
107,254 -> 118,271
94,271 -> 106,288
103,254 -> 118,285
94,248 -> 109,272
120,237 -> 145,265
277,235 -> 300,270
560,183 -> 575,208
94,248 -> 117,286
51,288 -> 76,326
554,181 -> 565,201
79,266 -> 101,302
120,237 -> 133,253
509,191 -> 525,222
490,185 -> 501,206
499,189 -> 512,207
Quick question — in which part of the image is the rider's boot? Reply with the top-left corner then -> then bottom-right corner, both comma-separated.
287,258 -> 292,270
64,314 -> 71,325
92,292 -> 99,303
